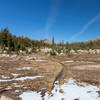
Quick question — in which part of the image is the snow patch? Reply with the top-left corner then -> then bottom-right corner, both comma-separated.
1,75 -> 10,79
0,76 -> 44,82
14,76 -> 43,81
20,78 -> 100,100
12,73 -> 21,77
65,60 -> 74,63
16,67 -> 32,70
26,56 -> 45,62
20,91 -> 42,100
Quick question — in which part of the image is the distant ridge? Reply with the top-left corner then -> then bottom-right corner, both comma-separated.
92,37 -> 100,41
43,39 -> 52,45
86,37 -> 100,43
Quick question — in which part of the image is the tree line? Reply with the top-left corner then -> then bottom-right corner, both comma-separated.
0,28 -> 100,54
0,28 -> 50,53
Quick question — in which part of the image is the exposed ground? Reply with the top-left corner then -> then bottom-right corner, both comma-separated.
0,53 -> 100,99
60,54 -> 100,86
0,53 -> 62,98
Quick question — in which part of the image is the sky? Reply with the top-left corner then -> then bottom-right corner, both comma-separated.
0,0 -> 100,43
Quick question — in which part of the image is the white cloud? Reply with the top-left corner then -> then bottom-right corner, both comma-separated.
44,0 -> 61,38
69,14 -> 100,42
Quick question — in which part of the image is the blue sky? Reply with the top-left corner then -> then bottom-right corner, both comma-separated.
0,0 -> 100,43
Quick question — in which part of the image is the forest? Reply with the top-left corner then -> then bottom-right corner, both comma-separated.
0,28 -> 100,54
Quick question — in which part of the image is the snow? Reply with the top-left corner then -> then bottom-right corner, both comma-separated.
1,75 -> 10,79
20,78 -> 100,100
26,56 -> 45,62
16,67 -> 32,70
14,76 -> 43,81
15,90 -> 20,93
26,56 -> 37,61
5,86 -> 12,90
41,48 -> 52,53
65,60 -> 74,63
0,76 -> 43,82
12,73 -> 21,77
20,92 -> 42,100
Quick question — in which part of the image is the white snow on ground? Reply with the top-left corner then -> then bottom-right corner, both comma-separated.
0,76 -> 43,82
26,56 -> 37,61
20,92 -> 42,100
1,75 -> 10,79
12,73 -> 21,77
14,76 -> 43,81
20,78 -> 100,100
65,60 -> 74,63
16,67 -> 32,70
26,56 -> 46,62
15,90 -> 20,93
13,83 -> 24,87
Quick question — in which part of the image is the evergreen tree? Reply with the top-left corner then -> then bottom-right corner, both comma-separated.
52,36 -> 55,46
7,33 -> 12,51
0,28 -> 9,49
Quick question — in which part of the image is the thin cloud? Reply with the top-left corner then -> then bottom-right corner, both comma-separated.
69,14 -> 100,42
44,0 -> 61,38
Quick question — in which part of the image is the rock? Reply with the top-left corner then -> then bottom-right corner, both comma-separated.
96,49 -> 100,54
70,49 -> 77,55
59,89 -> 64,93
74,98 -> 79,100
41,48 -> 52,53
11,55 -> 17,58
19,50 -> 26,54
3,50 -> 7,54
26,56 -> 36,61
61,98 -> 65,100
1,54 -> 9,57
97,91 -> 100,97
77,49 -> 88,54
43,39 -> 52,45
27,48 -> 32,53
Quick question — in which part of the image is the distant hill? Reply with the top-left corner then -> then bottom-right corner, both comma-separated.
92,37 -> 100,42
43,39 -> 52,45
86,37 -> 100,43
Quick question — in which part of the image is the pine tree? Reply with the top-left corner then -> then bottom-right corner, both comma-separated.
7,33 -> 12,51
52,36 -> 55,46
0,28 -> 9,49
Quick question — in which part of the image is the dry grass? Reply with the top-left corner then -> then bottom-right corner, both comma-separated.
0,54 -> 62,96
0,53 -> 100,98
57,54 -> 100,86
